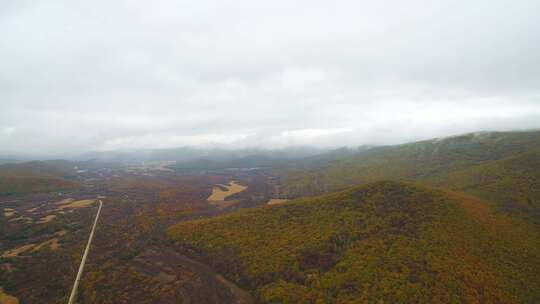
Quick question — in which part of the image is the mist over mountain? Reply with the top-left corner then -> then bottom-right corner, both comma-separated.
79,146 -> 330,163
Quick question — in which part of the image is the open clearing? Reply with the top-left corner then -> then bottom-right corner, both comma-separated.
1,230 -> 66,258
207,181 -> 247,201
37,214 -> 56,223
267,199 -> 289,205
34,238 -> 61,251
26,207 -> 40,213
55,198 -> 74,205
1,244 -> 36,258
3,208 -> 15,217
0,287 -> 19,304
8,216 -> 32,223
56,199 -> 95,210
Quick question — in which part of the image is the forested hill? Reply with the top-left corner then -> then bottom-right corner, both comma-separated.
428,149 -> 540,222
276,130 -> 540,221
169,181 -> 540,303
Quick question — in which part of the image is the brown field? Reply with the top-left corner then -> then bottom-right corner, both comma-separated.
8,216 -> 32,223
26,207 -> 39,213
37,214 -> 56,223
211,200 -> 239,210
56,199 -> 95,210
3,208 -> 15,217
54,198 -> 74,205
33,238 -> 61,251
266,199 -> 289,205
1,244 -> 36,258
1,230 -> 66,258
207,181 -> 247,201
0,287 -> 19,304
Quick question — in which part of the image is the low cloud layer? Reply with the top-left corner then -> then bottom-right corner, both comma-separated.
2,0 -> 540,156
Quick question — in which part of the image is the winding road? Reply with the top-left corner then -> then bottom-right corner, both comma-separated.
67,199 -> 103,304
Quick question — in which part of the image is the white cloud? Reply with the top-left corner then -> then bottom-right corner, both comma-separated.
97,132 -> 250,151
1,0 -> 539,155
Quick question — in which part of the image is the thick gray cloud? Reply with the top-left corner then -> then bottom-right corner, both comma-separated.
1,0 -> 540,156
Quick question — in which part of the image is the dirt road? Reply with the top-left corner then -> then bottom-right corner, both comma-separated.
67,199 -> 102,304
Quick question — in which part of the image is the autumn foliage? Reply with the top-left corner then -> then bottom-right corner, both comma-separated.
169,181 -> 540,303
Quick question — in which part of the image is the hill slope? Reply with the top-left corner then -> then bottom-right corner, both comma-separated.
169,181 -> 540,303
277,131 -> 540,221
0,160 -> 77,178
279,131 -> 540,197
428,149 -> 540,222
0,160 -> 80,196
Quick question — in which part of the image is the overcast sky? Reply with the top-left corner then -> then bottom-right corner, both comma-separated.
1,0 -> 540,156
